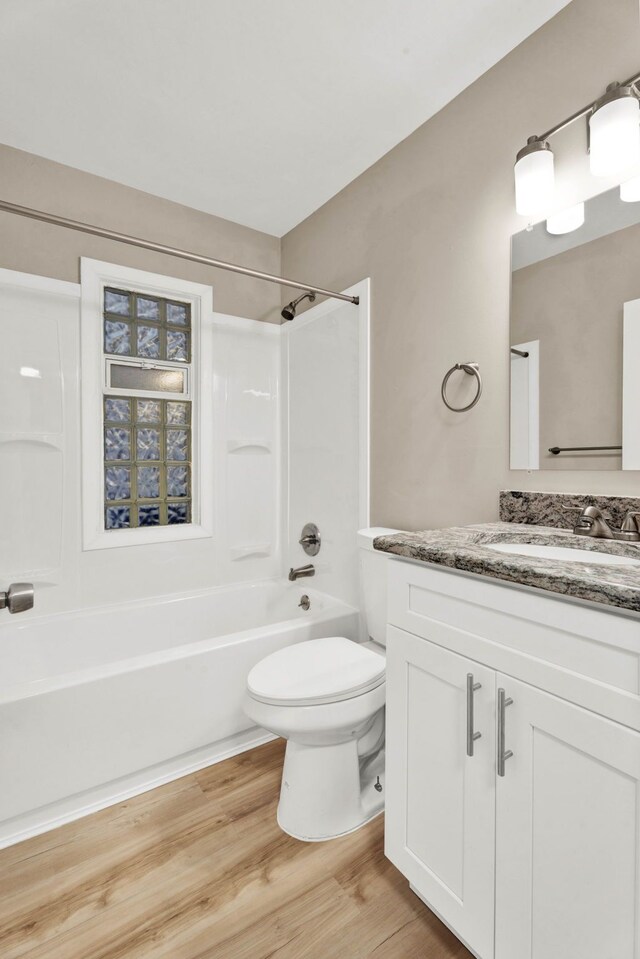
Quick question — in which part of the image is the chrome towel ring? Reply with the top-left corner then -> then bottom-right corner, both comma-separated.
441,362 -> 482,412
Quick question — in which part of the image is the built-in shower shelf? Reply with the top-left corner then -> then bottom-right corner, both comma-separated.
226,439 -> 272,454
230,544 -> 272,561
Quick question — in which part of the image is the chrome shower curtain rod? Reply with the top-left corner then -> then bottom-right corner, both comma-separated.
0,200 -> 359,305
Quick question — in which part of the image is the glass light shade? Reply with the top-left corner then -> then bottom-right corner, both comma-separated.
589,92 -> 640,177
620,174 -> 640,202
514,143 -> 554,216
546,202 -> 585,235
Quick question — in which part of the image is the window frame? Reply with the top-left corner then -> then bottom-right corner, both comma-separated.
81,258 -> 213,550
104,357 -> 191,400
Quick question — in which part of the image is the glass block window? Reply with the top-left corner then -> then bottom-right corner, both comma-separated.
104,397 -> 191,528
104,288 -> 191,362
102,286 -> 193,531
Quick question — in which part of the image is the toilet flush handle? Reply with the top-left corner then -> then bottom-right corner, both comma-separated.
0,583 -> 34,615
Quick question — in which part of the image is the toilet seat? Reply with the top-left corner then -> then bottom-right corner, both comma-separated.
247,637 -> 385,707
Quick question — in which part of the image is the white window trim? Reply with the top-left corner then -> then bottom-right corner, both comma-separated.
80,258 -> 213,550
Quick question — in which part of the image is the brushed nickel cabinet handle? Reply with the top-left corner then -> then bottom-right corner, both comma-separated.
466,673 -> 482,757
497,688 -> 514,777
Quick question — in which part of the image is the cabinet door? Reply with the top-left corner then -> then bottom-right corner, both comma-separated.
385,626 -> 496,959
495,674 -> 640,959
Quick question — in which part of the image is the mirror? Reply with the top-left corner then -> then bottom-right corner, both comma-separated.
510,184 -> 640,471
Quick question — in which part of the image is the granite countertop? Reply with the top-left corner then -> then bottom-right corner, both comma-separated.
374,523 -> 640,614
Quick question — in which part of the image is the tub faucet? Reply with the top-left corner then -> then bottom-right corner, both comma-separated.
289,564 -> 315,582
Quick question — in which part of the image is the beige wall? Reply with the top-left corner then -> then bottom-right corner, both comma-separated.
0,144 -> 282,322
3,0 -> 640,533
281,0 -> 640,531
512,222 -> 640,470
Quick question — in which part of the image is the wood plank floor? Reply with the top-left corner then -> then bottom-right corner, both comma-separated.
0,739 -> 472,958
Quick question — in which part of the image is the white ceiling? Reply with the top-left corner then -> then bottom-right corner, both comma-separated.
1,0 -> 570,236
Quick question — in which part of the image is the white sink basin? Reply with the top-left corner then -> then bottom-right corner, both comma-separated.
484,543 -> 640,567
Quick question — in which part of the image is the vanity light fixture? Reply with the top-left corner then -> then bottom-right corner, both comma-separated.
589,82 -> 640,177
514,138 -> 555,215
620,174 -> 640,202
546,202 -> 585,235
514,69 -> 640,215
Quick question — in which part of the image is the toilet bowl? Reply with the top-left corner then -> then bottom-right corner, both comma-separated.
245,637 -> 385,840
244,527 -> 398,842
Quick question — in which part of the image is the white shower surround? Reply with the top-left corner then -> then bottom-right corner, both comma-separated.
0,268 -> 370,846
283,282 -> 370,606
0,582 -> 359,847
0,268 -> 284,613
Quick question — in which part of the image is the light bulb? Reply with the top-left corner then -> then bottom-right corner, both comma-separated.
514,138 -> 554,216
546,202 -> 585,235
589,83 -> 640,177
620,174 -> 640,202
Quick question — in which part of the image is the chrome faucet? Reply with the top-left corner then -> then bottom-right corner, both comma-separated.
566,506 -> 640,542
570,505 -> 614,539
288,564 -> 315,582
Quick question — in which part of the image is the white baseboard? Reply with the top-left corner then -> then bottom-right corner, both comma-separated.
0,727 -> 276,850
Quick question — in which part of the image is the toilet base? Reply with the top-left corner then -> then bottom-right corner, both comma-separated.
277,804 -> 383,843
276,738 -> 385,842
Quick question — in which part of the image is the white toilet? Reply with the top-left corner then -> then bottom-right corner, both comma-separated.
244,528 -> 397,841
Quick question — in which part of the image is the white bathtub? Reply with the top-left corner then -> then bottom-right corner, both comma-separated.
0,581 -> 359,847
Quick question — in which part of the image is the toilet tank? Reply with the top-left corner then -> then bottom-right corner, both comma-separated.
357,528 -> 399,646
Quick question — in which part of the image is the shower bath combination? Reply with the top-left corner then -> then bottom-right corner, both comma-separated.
0,147 -> 369,860
0,257 -> 370,848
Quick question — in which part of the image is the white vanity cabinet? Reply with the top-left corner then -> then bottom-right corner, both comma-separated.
494,675 -> 640,959
384,558 -> 640,959
385,630 -> 497,958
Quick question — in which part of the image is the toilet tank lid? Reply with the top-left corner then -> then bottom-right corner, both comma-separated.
357,527 -> 401,551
